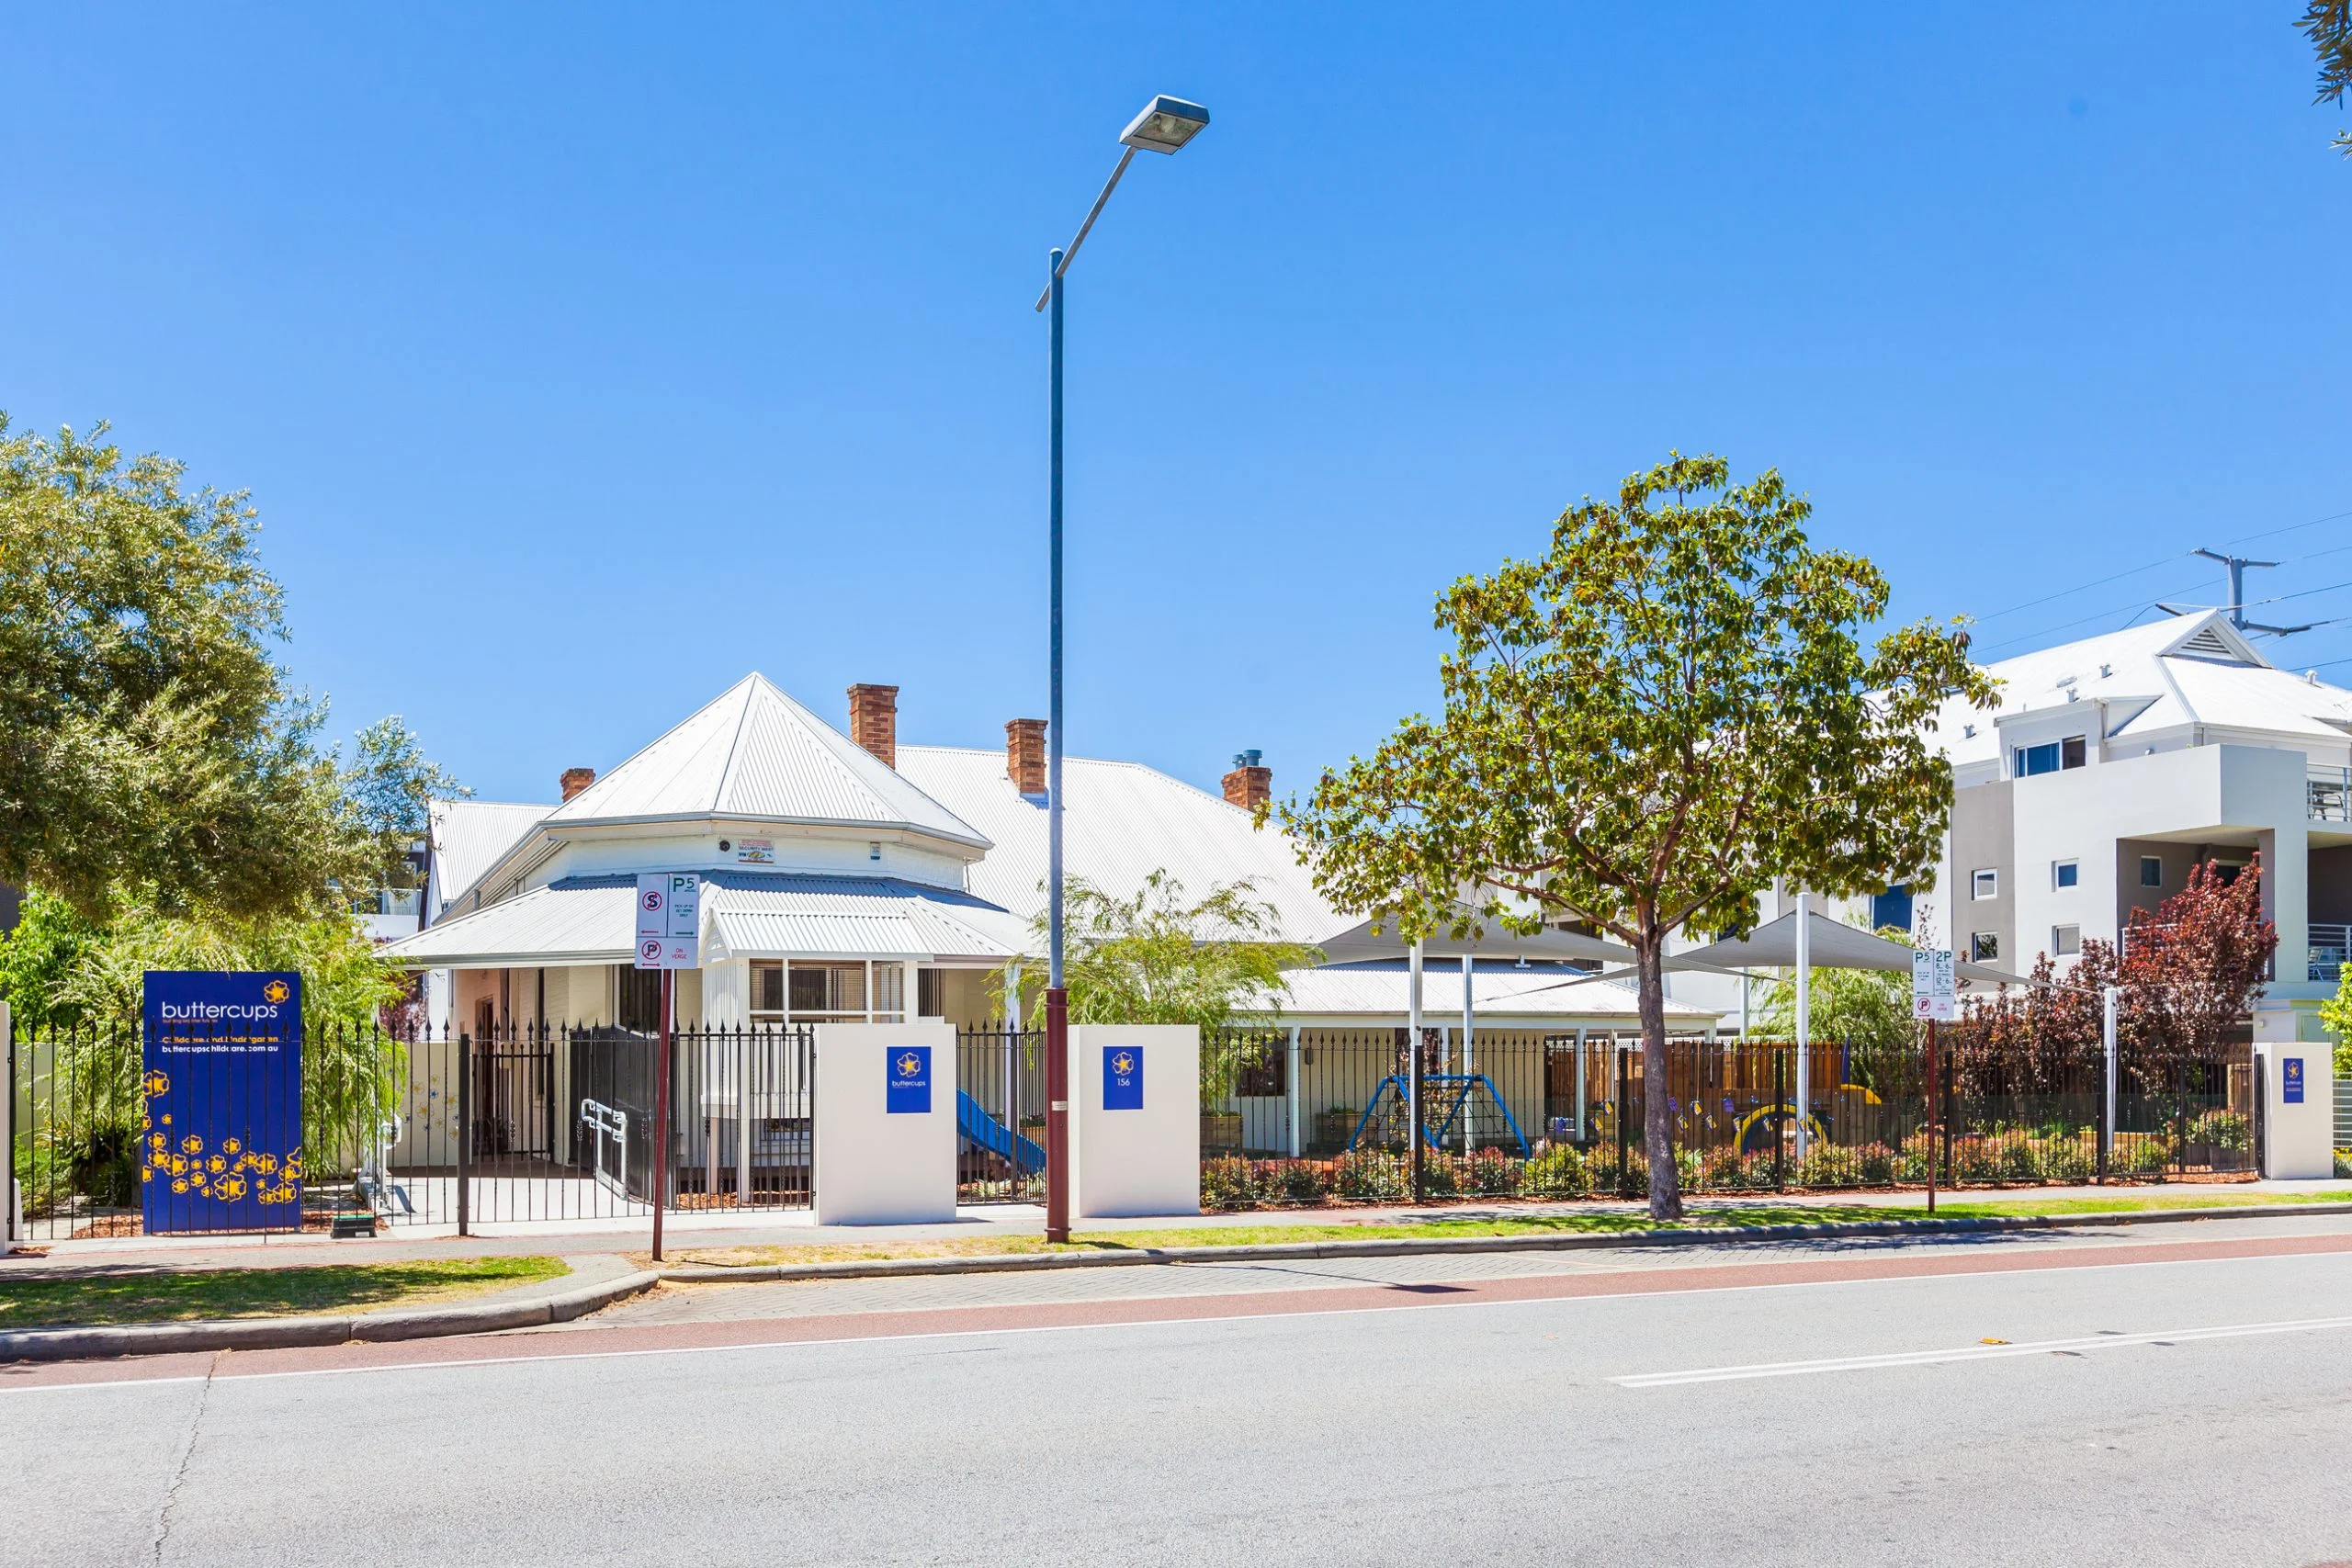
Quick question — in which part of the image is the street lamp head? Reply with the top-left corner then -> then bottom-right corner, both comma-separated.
1119,95 -> 1210,154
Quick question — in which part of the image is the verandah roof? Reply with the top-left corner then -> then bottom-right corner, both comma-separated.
380,872 -> 1035,968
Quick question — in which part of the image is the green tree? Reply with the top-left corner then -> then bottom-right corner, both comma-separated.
0,417 -> 368,916
2323,962 -> 2352,1080
2301,0 -> 2352,155
0,888 -> 100,1031
998,872 -> 1322,1099
342,716 -> 469,891
1282,454 -> 1996,1219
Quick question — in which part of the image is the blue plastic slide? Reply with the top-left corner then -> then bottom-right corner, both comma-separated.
957,1090 -> 1046,1172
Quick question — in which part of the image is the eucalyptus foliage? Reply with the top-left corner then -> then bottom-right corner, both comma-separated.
1283,454 -> 1996,1218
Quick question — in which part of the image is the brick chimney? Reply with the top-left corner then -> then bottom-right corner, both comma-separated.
560,767 -> 596,802
1005,718 -> 1046,796
847,683 -> 899,768
1222,750 -> 1271,812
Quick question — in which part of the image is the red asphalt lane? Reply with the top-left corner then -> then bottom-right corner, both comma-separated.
7,1227 -> 2351,1393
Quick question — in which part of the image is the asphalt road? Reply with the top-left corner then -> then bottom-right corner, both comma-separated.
8,1218 -> 2352,1567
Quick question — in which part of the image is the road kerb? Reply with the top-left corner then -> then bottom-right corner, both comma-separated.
0,1269 -> 660,1364
652,1201 -> 2352,1286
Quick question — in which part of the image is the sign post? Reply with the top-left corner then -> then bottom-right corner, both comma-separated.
1911,950 -> 1955,1215
636,874 -> 700,1262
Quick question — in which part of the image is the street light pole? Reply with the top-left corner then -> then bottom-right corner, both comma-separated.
1034,96 -> 1210,1246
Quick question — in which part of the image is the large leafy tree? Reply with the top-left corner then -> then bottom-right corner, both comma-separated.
0,418 -> 367,916
1283,454 -> 1996,1219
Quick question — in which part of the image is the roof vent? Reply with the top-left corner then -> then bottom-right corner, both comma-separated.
1962,723 -> 1976,739
2099,663 -> 2112,678
2172,624 -> 2244,663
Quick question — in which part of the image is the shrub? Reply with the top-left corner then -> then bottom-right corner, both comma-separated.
2121,1135 -> 2175,1178
1955,1139 -> 2005,1184
1331,1148 -> 1407,1202
1590,1146 -> 1649,1198
2040,1139 -> 2094,1184
2336,1148 -> 2352,1179
1853,1142 -> 1897,1187
1273,1160 -> 1331,1206
1521,1143 -> 1591,1199
1998,1140 -> 2044,1182
1795,1143 -> 1861,1189
2188,1110 -> 2251,1152
1700,1147 -> 1752,1190
1464,1147 -> 1521,1197
1417,1151 -> 1461,1199
1897,1132 -> 1937,1184
1675,1146 -> 1705,1193
1200,1156 -> 1255,1211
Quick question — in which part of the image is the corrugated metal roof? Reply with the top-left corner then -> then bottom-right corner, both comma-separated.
543,674 -> 989,848
383,871 -> 1035,967
894,745 -> 1340,942
1933,610 -> 2352,769
426,799 -> 551,918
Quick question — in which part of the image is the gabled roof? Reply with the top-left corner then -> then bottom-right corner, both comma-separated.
544,673 -> 989,850
426,799 -> 551,917
893,744 -> 1341,943
1934,609 -> 2352,768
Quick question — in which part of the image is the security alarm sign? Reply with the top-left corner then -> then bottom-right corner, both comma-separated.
635,873 -> 701,970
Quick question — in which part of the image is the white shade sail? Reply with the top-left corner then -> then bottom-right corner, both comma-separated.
1672,910 -> 2026,987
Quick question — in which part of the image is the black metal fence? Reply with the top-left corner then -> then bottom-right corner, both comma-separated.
6,1021 -> 817,1241
957,1026 -> 1045,1204
1197,1026 -> 2258,1208
7,1016 -> 2266,1236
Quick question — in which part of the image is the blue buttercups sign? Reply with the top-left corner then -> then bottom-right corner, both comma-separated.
886,1045 -> 933,1114
2285,1056 -> 2304,1104
141,971 -> 304,1235
1103,1045 -> 1144,1111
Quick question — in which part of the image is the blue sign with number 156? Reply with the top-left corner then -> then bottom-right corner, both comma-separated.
1103,1045 -> 1144,1111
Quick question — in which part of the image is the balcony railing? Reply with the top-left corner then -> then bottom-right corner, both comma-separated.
2314,922 -> 2350,984
2313,767 -> 2352,823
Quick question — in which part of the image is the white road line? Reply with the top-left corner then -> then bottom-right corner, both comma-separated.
1612,1314 -> 2352,1387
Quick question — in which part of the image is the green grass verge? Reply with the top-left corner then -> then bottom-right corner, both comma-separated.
664,1189 -> 2352,1270
0,1257 -> 569,1332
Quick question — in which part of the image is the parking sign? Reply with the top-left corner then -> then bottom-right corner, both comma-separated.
1911,949 -> 1956,1021
635,873 -> 701,970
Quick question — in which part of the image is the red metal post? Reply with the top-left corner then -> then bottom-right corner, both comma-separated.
651,968 -> 673,1262
1925,1019 -> 1939,1217
1045,986 -> 1069,1243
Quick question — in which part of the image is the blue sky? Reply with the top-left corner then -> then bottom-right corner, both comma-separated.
4,5 -> 2348,807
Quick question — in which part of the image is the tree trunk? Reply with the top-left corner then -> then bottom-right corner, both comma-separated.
1637,925 -> 1682,1221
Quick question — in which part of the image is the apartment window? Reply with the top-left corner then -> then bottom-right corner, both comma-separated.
2052,925 -> 2081,957
1871,885 -> 1914,932
1971,931 -> 2000,963
2052,859 -> 2078,890
2140,855 -> 2164,888
1972,868 -> 1999,900
2013,737 -> 2088,777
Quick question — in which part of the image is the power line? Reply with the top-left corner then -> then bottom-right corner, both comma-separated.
1965,503 -> 2352,629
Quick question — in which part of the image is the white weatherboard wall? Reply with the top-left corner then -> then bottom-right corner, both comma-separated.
2256,1041 -> 2335,1179
1068,1024 -> 1200,1219
814,1022 -> 957,1224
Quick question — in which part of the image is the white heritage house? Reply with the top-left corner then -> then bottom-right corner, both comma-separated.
383,675 -> 1719,1157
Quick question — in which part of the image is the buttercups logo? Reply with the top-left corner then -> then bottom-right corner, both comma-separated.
896,1052 -> 923,1078
262,979 -> 290,1005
